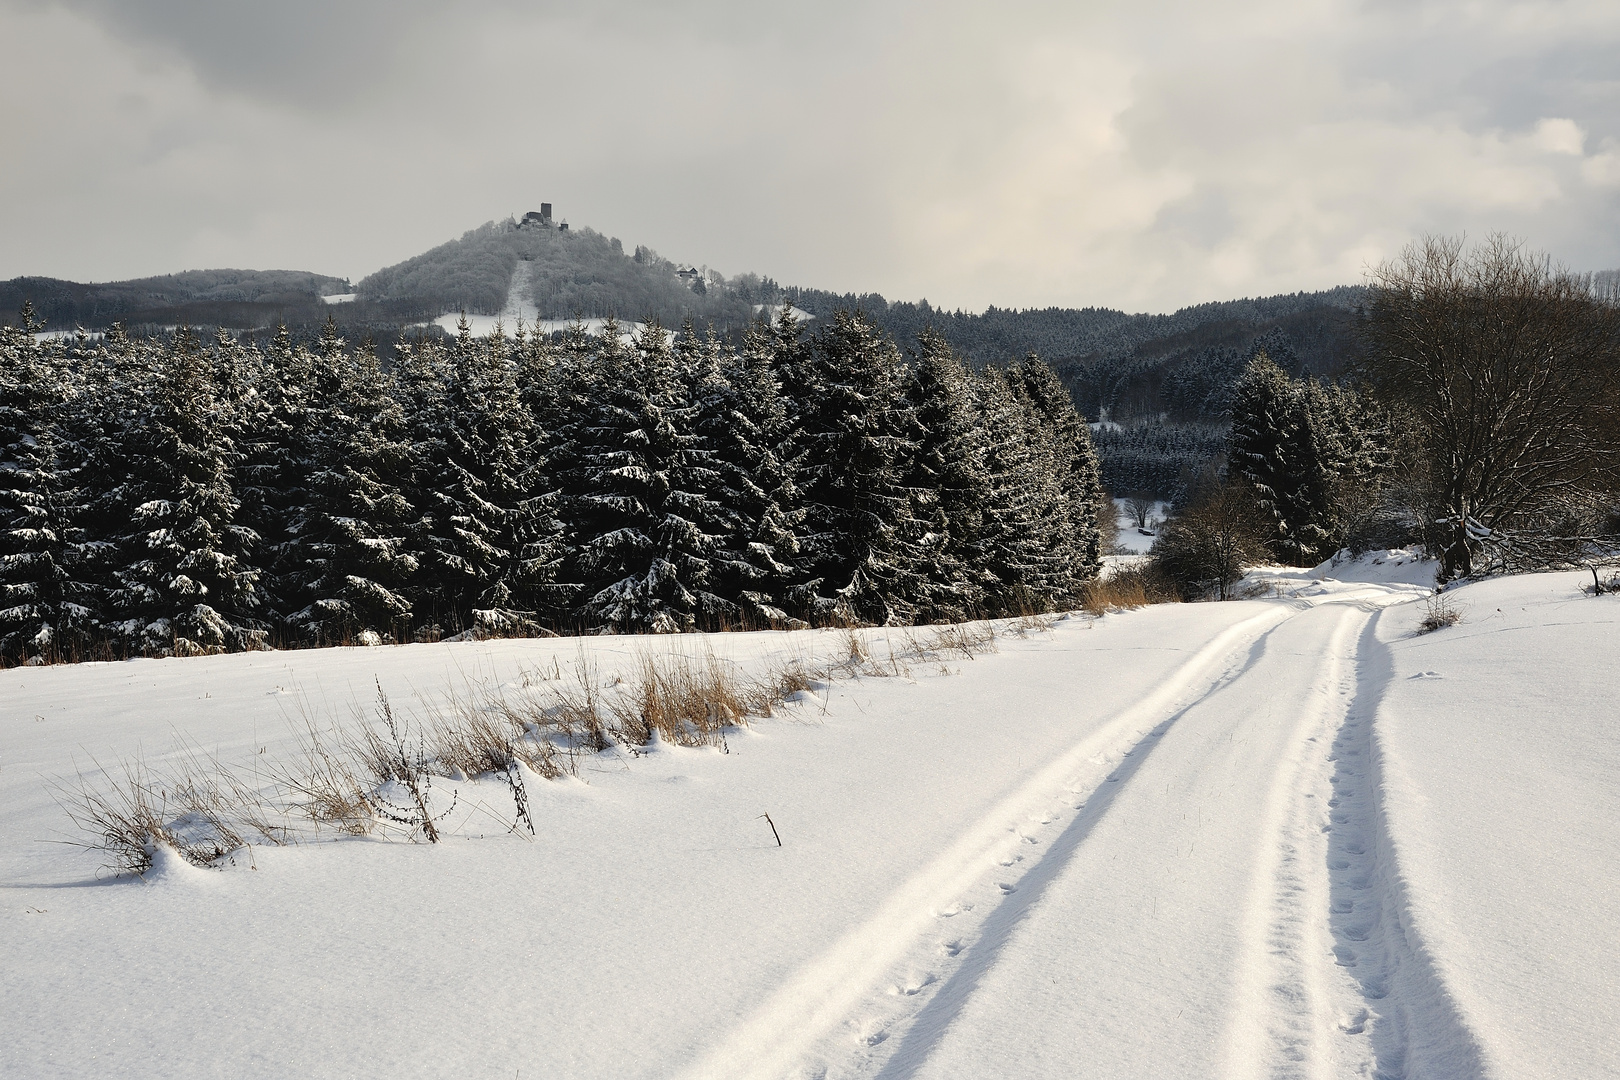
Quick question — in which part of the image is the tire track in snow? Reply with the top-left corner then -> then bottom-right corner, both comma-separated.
1319,614 -> 1491,1080
865,611 -> 1307,1080
1218,603 -> 1365,1080
859,587 -> 1461,1080
672,606 -> 1293,1080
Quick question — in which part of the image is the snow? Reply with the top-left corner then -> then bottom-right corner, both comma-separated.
428,312 -> 649,340
4,561 -> 1617,1078
1110,496 -> 1168,555
319,293 -> 357,304
754,302 -> 816,322
426,266 -> 650,339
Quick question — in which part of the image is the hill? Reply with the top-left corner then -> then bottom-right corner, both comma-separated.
357,217 -> 756,328
0,268 -> 350,331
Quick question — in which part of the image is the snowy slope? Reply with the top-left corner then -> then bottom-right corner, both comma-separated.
3,563 -> 1616,1079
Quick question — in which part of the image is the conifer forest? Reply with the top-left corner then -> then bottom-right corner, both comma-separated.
0,307 -> 1106,661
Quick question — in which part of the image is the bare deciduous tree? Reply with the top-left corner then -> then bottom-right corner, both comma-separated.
1359,235 -> 1620,579
1125,492 -> 1155,530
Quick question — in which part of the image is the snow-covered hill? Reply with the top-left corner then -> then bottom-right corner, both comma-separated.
2,560 -> 1616,1078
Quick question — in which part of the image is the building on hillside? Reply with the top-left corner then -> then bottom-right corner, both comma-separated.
519,204 -> 554,229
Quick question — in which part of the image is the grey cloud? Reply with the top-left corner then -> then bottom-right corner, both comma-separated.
3,0 -> 1618,312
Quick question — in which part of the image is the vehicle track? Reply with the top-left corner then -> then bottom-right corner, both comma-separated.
672,606 -> 1293,1080
678,586 -> 1483,1080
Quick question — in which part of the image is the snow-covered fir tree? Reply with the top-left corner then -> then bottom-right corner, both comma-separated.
789,310 -> 920,626
407,318 -> 540,636
902,330 -> 994,622
284,334 -> 420,644
1012,357 -> 1106,603
563,320 -> 729,633
0,313 -> 98,660
105,328 -> 262,655
690,317 -> 804,626
975,366 -> 1065,613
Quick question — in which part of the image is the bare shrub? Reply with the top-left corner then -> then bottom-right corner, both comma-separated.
353,682 -> 454,843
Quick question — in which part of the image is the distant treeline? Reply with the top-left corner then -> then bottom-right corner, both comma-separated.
0,307 -> 1107,662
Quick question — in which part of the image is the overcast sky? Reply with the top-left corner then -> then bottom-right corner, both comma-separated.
3,0 -> 1617,313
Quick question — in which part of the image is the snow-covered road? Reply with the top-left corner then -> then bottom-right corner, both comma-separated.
693,581 -> 1467,1079
4,560 -> 1616,1079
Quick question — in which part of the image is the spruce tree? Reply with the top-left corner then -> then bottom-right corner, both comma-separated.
791,310 -> 919,625
0,312 -> 98,660
690,319 -> 803,625
107,329 -> 262,655
1013,357 -> 1106,602
566,320 -> 728,633
409,319 -> 539,636
286,336 -> 420,643
976,367 -> 1063,613
903,331 -> 993,622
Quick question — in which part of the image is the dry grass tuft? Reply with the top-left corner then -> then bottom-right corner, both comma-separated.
606,649 -> 765,747
56,743 -> 288,874
276,720 -> 375,835
929,623 -> 998,659
1417,591 -> 1464,633
59,613 -> 1098,870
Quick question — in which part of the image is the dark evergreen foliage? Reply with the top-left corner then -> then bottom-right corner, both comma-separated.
1229,353 -> 1389,565
0,301 -> 1112,662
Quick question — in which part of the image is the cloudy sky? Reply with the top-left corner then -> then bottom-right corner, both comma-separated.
3,0 -> 1617,313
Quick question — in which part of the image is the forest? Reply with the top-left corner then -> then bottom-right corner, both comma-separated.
0,306 -> 1106,662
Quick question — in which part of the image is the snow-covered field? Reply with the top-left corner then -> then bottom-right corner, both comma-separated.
3,557 -> 1616,1078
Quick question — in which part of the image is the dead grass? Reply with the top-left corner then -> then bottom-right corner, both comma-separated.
1081,564 -> 1180,615
1417,591 -> 1464,633
58,615 -> 1096,872
55,743 -> 288,874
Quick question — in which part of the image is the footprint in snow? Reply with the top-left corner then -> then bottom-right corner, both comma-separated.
893,973 -> 937,996
940,939 -> 964,957
997,882 -> 1017,894
1409,671 -> 1443,679
1341,1008 -> 1371,1035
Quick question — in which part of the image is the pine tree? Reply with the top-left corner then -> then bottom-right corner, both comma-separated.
976,367 -> 1063,613
0,311 -> 98,660
230,325 -> 321,632
565,320 -> 728,633
691,318 -> 803,625
1013,357 -> 1106,602
409,319 -> 539,636
1230,352 -> 1388,565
